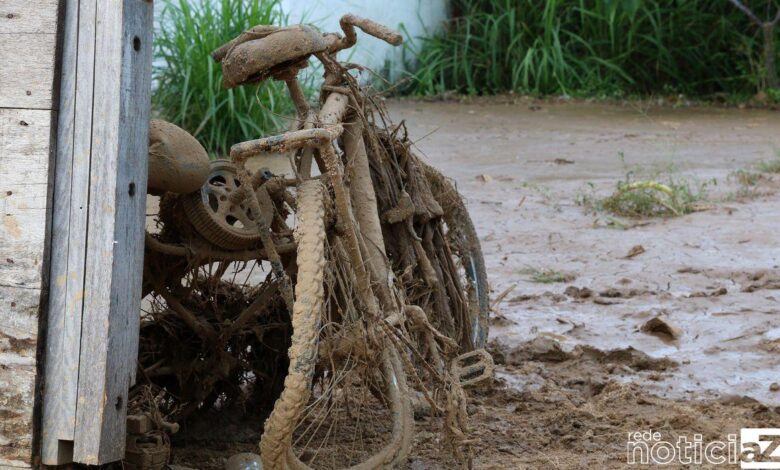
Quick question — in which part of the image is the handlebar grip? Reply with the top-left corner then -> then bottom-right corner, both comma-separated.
340,14 -> 403,47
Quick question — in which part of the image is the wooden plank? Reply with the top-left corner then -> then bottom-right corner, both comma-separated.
0,1 -> 59,110
0,0 -> 59,34
0,286 -> 39,468
72,0 -> 152,464
0,2 -> 61,468
0,108 -> 56,468
40,0 -> 83,464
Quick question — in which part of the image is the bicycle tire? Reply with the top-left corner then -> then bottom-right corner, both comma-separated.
421,162 -> 490,350
259,180 -> 413,470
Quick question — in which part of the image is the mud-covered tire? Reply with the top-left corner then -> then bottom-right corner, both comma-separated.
259,180 -> 413,470
260,180 -> 327,467
421,163 -> 490,350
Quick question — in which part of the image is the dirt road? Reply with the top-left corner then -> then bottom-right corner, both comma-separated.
388,98 -> 780,468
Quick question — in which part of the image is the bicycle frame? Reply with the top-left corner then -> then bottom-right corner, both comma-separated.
228,83 -> 395,320
140,15 -> 405,359
223,15 -> 404,318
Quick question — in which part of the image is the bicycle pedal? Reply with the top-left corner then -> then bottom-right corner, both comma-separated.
451,349 -> 494,387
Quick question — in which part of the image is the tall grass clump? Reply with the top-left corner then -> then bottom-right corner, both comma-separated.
407,0 -> 769,98
154,0 -> 297,156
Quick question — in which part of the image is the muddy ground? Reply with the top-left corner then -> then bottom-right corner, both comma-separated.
386,98 -> 780,468
170,99 -> 780,469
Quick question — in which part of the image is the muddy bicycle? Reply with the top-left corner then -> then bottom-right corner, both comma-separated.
138,14 -> 491,470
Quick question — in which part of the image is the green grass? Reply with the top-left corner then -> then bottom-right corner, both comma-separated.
521,266 -> 576,284
756,154 -> 780,173
154,0 -> 303,156
723,153 -> 780,200
403,0 -> 770,98
731,168 -> 763,187
600,179 -> 704,217
579,157 -> 709,218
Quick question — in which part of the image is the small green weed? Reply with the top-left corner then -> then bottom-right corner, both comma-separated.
731,169 -> 763,187
601,178 -> 705,218
580,157 -> 709,218
723,157 -> 779,201
724,169 -> 764,201
520,266 -> 576,284
755,154 -> 780,174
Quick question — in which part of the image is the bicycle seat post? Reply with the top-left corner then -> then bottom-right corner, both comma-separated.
281,75 -> 310,120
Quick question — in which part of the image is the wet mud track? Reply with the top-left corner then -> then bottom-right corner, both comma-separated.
389,98 -> 780,468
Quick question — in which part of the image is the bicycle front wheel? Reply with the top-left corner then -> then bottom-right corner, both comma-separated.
260,180 -> 413,470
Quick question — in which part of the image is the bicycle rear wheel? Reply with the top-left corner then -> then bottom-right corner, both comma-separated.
367,127 -> 490,351
421,161 -> 490,349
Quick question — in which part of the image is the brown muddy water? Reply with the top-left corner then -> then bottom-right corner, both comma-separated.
386,99 -> 780,468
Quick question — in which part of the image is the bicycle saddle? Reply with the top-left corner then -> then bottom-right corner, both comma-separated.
216,25 -> 327,88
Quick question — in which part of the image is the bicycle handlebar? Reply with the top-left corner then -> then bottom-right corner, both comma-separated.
336,14 -> 403,50
230,127 -> 342,162
213,14 -> 402,64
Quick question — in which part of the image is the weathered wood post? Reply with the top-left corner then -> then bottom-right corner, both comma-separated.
0,0 -> 153,467
0,1 -> 64,466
